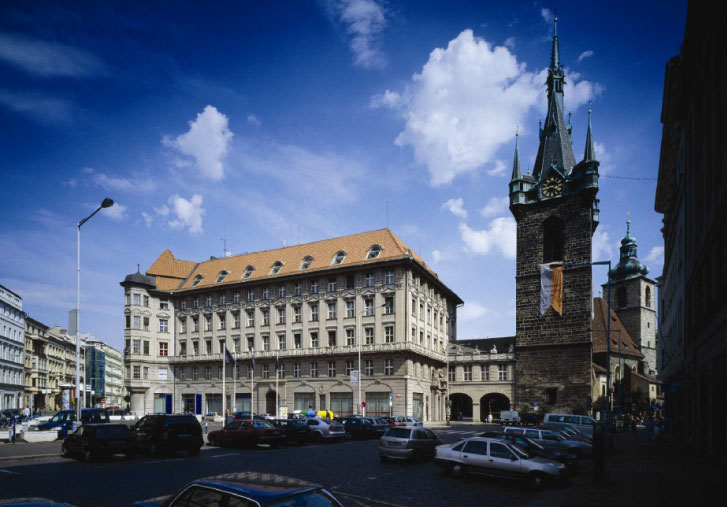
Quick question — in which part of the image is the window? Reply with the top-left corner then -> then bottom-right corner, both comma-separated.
277,306 -> 286,324
191,275 -> 203,287
332,251 -> 346,265
328,361 -> 336,377
294,283 -> 302,296
327,278 -> 337,292
346,300 -> 355,318
181,300 -> 187,310
160,299 -> 169,310
499,364 -> 507,381
179,367 -> 185,380
132,339 -> 141,354
310,362 -> 318,377
346,360 -> 354,375
384,326 -> 394,343
219,293 -> 226,305
159,342 -> 168,357
481,364 -> 490,381
216,270 -> 228,283
293,305 -> 301,323
179,318 -> 187,333
411,298 -> 416,315
464,365 -> 472,381
193,297 -> 199,309
270,261 -> 283,275
365,360 -> 374,376
133,316 -> 141,329
205,340 -> 212,355
126,292 -> 131,305
143,316 -> 150,331
206,296 -> 212,307
261,309 -> 269,326
542,216 -> 565,263
247,289 -> 255,302
133,293 -> 141,305
545,387 -> 558,405
294,363 -> 301,378
310,280 -> 318,294
328,330 -> 337,347
617,287 -> 627,308
419,331 -> 424,344
278,333 -> 286,350
384,296 -> 394,314
179,341 -> 187,356
263,336 -> 270,351
366,245 -> 382,259
384,359 -> 394,376
364,298 -> 374,316
278,285 -> 286,298
158,368 -> 168,381
364,273 -> 374,287
365,327 -> 374,345
419,303 -> 424,319
233,292 -> 240,304
384,270 -> 394,285
218,313 -> 226,330
262,287 -> 270,300
278,363 -> 285,378
489,442 -> 514,460
133,366 -> 140,379
300,256 -> 313,270
204,314 -> 212,331
233,312 -> 240,329
192,317 -> 199,332
346,274 -> 355,289
233,338 -> 240,353
448,366 -> 455,382
327,302 -> 337,319
645,286 -> 651,307
143,295 -> 149,307
242,266 -> 254,279
143,367 -> 149,380
192,366 -> 198,380
310,331 -> 319,348
205,367 -> 212,380
310,303 -> 319,321
192,341 -> 199,355
294,333 -> 301,349
247,337 -> 254,351
143,341 -> 150,355
346,328 -> 355,345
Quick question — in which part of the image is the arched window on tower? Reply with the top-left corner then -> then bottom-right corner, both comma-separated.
616,286 -> 627,308
542,216 -> 564,264
645,286 -> 651,308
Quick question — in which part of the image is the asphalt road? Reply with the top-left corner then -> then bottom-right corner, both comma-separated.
0,424 -> 561,507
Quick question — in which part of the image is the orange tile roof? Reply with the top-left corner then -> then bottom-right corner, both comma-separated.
591,298 -> 644,360
147,249 -> 197,279
154,276 -> 184,291
161,228 -> 448,296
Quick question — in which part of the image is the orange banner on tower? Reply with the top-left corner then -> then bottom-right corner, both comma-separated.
551,266 -> 563,315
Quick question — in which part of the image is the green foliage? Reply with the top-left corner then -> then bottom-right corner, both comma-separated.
520,403 -> 533,414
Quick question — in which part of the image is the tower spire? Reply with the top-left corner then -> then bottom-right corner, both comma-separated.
583,102 -> 596,161
550,10 -> 560,71
511,126 -> 522,181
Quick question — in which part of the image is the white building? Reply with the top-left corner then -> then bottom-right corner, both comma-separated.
0,284 -> 24,410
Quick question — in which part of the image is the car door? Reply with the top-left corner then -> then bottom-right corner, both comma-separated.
460,440 -> 489,472
486,441 -> 521,477
423,429 -> 442,457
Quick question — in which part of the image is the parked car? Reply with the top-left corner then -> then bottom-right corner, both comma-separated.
365,418 -> 391,436
500,410 -> 521,424
270,419 -> 310,445
304,417 -> 347,442
380,416 -> 395,427
132,414 -> 203,456
391,416 -> 423,427
61,423 -> 135,461
36,409 -> 110,436
207,420 -> 284,448
542,425 -> 591,444
131,471 -> 343,507
379,427 -> 443,462
503,427 -> 592,458
336,417 -> 378,440
479,431 -> 578,472
543,413 -> 597,438
232,412 -> 266,421
1,409 -> 22,426
433,437 -> 568,489
0,498 -> 76,506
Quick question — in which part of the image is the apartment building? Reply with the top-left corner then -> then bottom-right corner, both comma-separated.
0,284 -> 24,410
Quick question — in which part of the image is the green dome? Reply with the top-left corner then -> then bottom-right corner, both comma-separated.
609,221 -> 649,281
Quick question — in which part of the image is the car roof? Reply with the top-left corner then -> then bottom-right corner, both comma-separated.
184,472 -> 321,502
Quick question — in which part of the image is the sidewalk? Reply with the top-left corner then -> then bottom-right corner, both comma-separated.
530,429 -> 726,506
0,440 -> 62,461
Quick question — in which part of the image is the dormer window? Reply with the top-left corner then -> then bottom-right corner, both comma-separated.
366,245 -> 382,259
216,270 -> 229,283
270,261 -> 283,275
332,251 -> 347,265
300,256 -> 313,270
191,275 -> 203,287
241,266 -> 254,279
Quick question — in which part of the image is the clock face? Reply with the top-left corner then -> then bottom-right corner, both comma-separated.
542,176 -> 563,198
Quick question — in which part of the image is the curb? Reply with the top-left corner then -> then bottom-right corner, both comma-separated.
0,453 -> 58,462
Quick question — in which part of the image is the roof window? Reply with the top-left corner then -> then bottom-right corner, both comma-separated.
191,275 -> 203,287
366,245 -> 382,259
242,266 -> 255,279
216,270 -> 229,283
332,251 -> 347,265
270,261 -> 284,275
300,256 -> 313,270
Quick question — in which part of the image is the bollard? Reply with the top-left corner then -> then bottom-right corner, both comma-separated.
12,418 -> 16,444
205,420 -> 208,434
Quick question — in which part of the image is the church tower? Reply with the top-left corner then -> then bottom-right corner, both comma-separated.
602,221 -> 658,376
509,14 -> 600,411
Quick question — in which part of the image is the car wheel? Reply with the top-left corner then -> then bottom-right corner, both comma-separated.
451,464 -> 465,478
82,447 -> 93,462
529,472 -> 545,491
189,447 -> 200,457
208,435 -> 217,447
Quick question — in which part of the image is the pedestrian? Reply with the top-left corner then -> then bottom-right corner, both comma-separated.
23,406 -> 30,421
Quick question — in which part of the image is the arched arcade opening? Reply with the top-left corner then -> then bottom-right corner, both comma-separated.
480,393 -> 511,422
449,393 -> 473,421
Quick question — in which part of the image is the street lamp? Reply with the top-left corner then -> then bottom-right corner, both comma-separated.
76,197 -> 114,421
356,301 -> 386,417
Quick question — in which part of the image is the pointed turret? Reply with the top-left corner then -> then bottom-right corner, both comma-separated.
511,127 -> 522,181
583,103 -> 596,162
550,12 -> 561,71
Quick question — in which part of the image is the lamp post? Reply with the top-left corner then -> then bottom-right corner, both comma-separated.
356,301 -> 386,417
76,198 -> 114,421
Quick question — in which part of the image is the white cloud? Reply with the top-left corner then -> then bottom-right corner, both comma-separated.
540,8 -> 554,24
504,37 -> 516,49
644,246 -> 664,265
562,74 -> 603,114
431,250 -> 443,263
442,197 -> 467,219
141,212 -> 153,228
480,196 -> 509,217
592,228 -> 614,262
335,0 -> 387,69
167,194 -> 205,235
0,88 -> 71,124
460,301 -> 490,320
101,202 -> 127,221
247,114 -> 261,127
0,32 -> 107,78
369,89 -> 401,109
487,159 -> 507,177
459,217 -> 516,259
578,50 -> 594,63
83,167 -> 156,193
154,204 -> 170,217
165,105 -> 233,181
593,141 -> 612,174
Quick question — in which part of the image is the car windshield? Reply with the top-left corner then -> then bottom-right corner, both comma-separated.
51,412 -> 70,422
252,421 -> 272,429
267,490 -> 338,507
385,428 -> 411,439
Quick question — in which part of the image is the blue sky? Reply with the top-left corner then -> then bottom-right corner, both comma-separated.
0,0 -> 686,350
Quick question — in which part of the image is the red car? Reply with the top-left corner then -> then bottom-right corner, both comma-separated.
207,420 -> 284,449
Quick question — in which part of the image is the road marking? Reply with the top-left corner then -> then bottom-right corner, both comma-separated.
143,458 -> 184,464
0,469 -> 19,475
211,453 -> 238,458
334,491 -> 407,507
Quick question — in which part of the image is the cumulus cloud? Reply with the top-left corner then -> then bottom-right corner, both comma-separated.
460,301 -> 490,320
0,32 -> 107,78
167,194 -> 205,235
578,50 -> 594,63
83,167 -> 156,193
592,228 -> 614,262
504,37 -> 516,49
644,246 -> 664,265
459,217 -> 516,259
487,159 -> 508,177
480,196 -> 509,217
540,8 -> 554,24
141,212 -> 153,228
369,89 -> 401,109
334,0 -> 387,69
165,105 -> 233,181
247,114 -> 261,127
593,142 -> 612,174
101,202 -> 127,221
442,197 -> 467,219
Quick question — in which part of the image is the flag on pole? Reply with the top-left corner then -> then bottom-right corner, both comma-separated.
224,345 -> 236,365
540,264 -> 564,315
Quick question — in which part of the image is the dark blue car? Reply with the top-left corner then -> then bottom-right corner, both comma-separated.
132,471 -> 342,507
37,409 -> 110,437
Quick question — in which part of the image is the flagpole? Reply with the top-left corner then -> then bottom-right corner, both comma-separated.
275,352 -> 279,419
251,353 -> 255,422
232,362 -> 236,413
222,347 -> 226,422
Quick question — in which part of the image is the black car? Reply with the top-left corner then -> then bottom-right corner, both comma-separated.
479,431 -> 579,471
335,417 -> 378,440
270,419 -> 310,444
61,423 -> 135,461
132,414 -> 203,456
232,412 -> 266,421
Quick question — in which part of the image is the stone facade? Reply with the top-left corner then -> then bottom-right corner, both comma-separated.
0,284 -> 24,410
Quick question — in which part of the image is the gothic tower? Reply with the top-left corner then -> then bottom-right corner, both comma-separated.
509,15 -> 600,411
602,221 -> 658,376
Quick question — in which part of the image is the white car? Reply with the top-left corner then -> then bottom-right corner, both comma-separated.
304,417 -> 347,442
393,416 -> 423,427
433,437 -> 568,489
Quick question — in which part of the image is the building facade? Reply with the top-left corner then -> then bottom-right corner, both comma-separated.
122,229 -> 461,421
508,16 -> 600,412
0,284 -> 24,410
85,338 -> 125,408
655,1 -> 727,463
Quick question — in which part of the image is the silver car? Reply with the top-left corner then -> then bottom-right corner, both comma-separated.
392,416 -> 423,427
304,417 -> 347,442
434,437 -> 568,489
379,427 -> 442,462
504,427 -> 592,458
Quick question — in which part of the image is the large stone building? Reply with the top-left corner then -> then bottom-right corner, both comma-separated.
122,229 -> 461,421
508,15 -> 600,412
655,0 -> 726,462
0,284 -> 24,410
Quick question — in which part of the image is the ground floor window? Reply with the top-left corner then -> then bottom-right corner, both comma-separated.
330,392 -> 352,416
234,394 -> 251,413
182,394 -> 195,414
413,393 -> 424,419
365,392 -> 390,417
206,394 -> 222,415
294,393 -> 315,412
